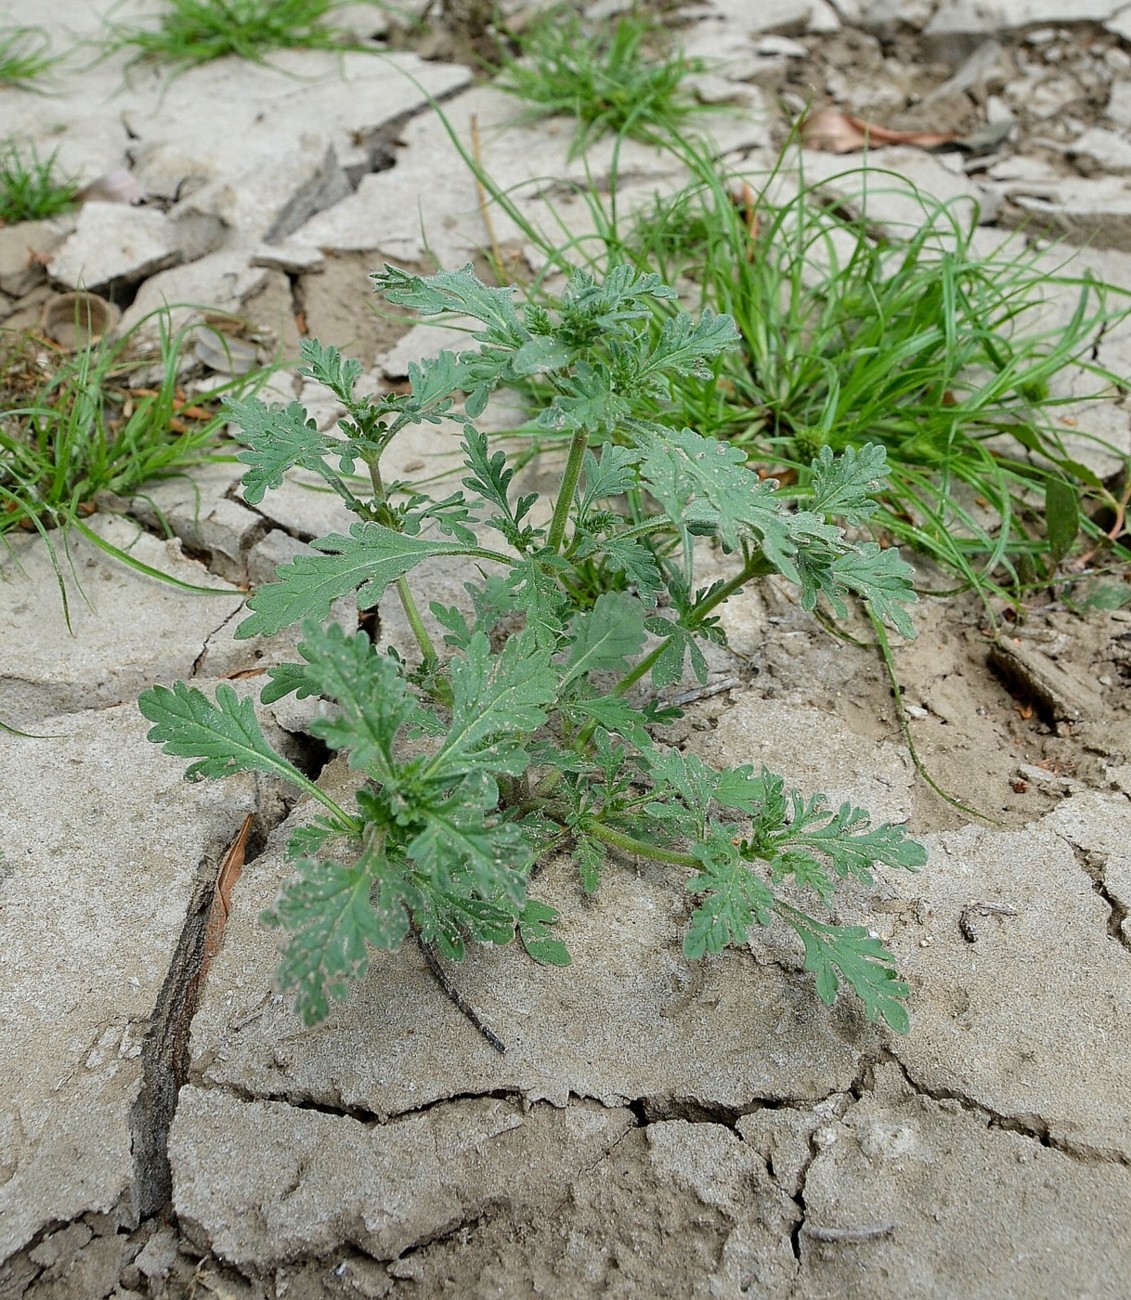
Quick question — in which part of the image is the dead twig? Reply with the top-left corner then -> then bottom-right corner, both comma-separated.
411,916 -> 506,1054
663,677 -> 741,708
469,114 -> 505,278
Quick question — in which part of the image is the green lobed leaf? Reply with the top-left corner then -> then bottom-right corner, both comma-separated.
643,615 -> 709,688
293,621 -> 424,779
820,543 -> 918,639
260,661 -> 320,705
228,398 -> 349,504
780,909 -> 911,1033
413,882 -> 519,959
636,426 -> 837,577
643,747 -> 721,831
775,798 -> 928,885
139,681 -> 310,788
237,523 -> 473,638
400,351 -> 475,421
372,263 -> 528,346
563,590 -> 648,684
579,445 -> 640,508
406,775 -> 535,906
299,338 -> 362,406
264,847 -> 415,1025
538,368 -> 632,435
429,630 -> 556,779
638,309 -> 739,383
593,534 -> 664,606
566,695 -> 655,751
683,834 -> 775,959
807,443 -> 889,524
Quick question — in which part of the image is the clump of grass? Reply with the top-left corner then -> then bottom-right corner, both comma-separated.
618,161 -> 1131,593
496,8 -> 713,158
0,26 -> 57,87
108,0 -> 370,69
0,311 -> 261,603
0,141 -> 80,225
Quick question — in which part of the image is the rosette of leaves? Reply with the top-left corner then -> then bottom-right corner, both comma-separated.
139,264 -> 927,1034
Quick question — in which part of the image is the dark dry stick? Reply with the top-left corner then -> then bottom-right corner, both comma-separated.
663,677 -> 741,708
411,919 -> 506,1054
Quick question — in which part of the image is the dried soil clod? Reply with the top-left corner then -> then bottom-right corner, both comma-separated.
988,637 -> 1104,726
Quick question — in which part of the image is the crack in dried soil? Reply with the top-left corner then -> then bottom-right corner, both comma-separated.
129,813 -> 283,1220
887,1054 -> 1131,1168
1066,842 -> 1131,953
189,604 -> 244,677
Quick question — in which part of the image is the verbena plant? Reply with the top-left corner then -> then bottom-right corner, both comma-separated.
107,0 -> 372,68
139,264 -> 927,1033
0,141 -> 80,224
496,8 -> 713,160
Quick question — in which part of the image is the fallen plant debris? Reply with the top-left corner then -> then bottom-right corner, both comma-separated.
800,106 -> 961,153
141,263 -> 927,1034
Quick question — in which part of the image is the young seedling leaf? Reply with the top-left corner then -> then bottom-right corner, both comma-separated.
1045,475 -> 1079,565
519,898 -> 571,965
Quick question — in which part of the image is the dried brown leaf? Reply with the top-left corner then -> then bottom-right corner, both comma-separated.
802,107 -> 960,154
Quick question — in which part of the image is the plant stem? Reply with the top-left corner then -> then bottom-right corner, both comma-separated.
291,774 -> 361,834
396,576 -> 438,662
613,640 -> 667,696
364,452 -> 438,664
687,551 -> 774,629
580,816 -> 699,868
546,426 -> 589,553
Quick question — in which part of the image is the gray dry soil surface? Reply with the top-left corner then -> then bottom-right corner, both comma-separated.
2,1 -> 1131,1297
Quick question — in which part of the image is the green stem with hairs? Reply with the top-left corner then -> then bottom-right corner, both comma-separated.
364,453 -> 438,664
580,817 -> 699,868
686,550 -> 775,629
546,427 -> 590,553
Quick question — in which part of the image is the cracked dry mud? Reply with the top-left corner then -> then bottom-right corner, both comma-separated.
2,0 -> 1131,1297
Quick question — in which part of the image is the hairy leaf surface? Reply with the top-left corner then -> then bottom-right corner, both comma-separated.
238,523 -> 472,638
